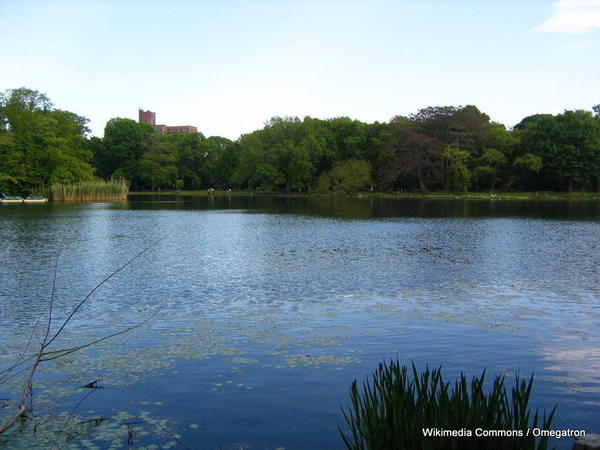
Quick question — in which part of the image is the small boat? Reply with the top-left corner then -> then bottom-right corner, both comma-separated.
23,196 -> 48,203
0,196 -> 24,204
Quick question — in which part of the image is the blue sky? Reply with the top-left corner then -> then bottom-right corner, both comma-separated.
1,0 -> 599,139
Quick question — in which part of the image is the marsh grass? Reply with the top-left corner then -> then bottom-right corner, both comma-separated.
340,361 -> 556,450
49,179 -> 130,201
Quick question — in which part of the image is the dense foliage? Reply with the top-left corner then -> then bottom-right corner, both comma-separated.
340,360 -> 555,450
1,87 -> 599,194
0,88 -> 94,193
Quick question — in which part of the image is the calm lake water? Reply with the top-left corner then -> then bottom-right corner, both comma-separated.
1,196 -> 599,449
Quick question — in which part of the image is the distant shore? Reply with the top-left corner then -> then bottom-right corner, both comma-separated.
130,190 -> 600,200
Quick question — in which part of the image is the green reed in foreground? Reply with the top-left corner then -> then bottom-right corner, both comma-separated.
49,178 -> 129,201
340,361 -> 556,450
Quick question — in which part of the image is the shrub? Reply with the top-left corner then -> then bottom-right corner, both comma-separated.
340,361 -> 556,450
317,159 -> 372,194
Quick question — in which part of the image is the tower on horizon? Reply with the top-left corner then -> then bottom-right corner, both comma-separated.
138,109 -> 156,126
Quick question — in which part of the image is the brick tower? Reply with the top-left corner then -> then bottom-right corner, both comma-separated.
138,109 -> 156,126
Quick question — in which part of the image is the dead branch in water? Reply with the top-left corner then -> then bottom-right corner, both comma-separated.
0,238 -> 163,436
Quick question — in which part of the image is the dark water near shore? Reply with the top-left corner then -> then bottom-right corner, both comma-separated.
1,196 -> 599,449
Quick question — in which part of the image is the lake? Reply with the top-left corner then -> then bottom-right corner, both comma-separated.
1,196 -> 599,449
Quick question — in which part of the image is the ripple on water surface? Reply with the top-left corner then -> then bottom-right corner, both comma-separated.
0,197 -> 598,449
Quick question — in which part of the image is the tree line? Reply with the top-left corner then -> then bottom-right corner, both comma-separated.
2,87 -> 599,194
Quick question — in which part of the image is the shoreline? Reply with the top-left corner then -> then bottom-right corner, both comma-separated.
129,190 -> 600,201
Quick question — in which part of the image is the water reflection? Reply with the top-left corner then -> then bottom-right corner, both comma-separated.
122,194 -> 600,220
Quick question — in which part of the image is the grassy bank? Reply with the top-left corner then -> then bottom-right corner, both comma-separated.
363,190 -> 600,200
49,179 -> 130,201
130,190 -> 599,200
132,190 -> 250,197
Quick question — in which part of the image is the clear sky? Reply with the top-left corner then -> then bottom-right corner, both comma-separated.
1,0 -> 599,139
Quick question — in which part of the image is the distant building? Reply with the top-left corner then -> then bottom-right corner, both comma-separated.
138,109 -> 156,126
156,125 -> 198,135
138,109 -> 197,135
154,124 -> 168,134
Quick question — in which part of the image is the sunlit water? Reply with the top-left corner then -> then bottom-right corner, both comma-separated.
1,196 -> 599,449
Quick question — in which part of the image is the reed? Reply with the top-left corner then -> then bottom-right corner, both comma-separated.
340,361 -> 556,450
49,178 -> 130,201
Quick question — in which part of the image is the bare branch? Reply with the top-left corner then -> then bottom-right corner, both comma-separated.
0,361 -> 37,385
155,419 -> 193,449
0,357 -> 39,434
40,310 -> 158,362
0,237 -> 163,437
2,240 -> 62,383
44,237 -> 163,349
55,387 -> 98,445
0,300 -> 50,383
42,240 -> 64,345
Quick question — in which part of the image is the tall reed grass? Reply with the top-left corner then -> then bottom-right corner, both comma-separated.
340,361 -> 556,450
49,178 -> 130,201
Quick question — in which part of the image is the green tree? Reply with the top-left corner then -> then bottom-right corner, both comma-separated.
0,88 -> 94,193
234,116 -> 323,191
138,134 -> 177,190
410,105 -> 492,156
511,153 -> 543,190
200,136 -> 234,188
317,159 -> 372,194
168,132 -> 206,189
287,140 -> 316,192
327,117 -> 368,161
443,145 -> 471,192
486,124 -> 518,160
232,132 -> 266,188
516,110 -> 599,191
100,118 -> 154,187
472,148 -> 507,191
0,132 -> 22,192
213,142 -> 240,188
251,162 -> 286,191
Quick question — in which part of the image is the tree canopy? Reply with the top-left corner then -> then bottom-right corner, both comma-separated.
0,88 -> 94,193
1,87 -> 598,195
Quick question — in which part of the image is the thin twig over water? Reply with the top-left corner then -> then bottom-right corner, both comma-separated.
0,237 -> 163,436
